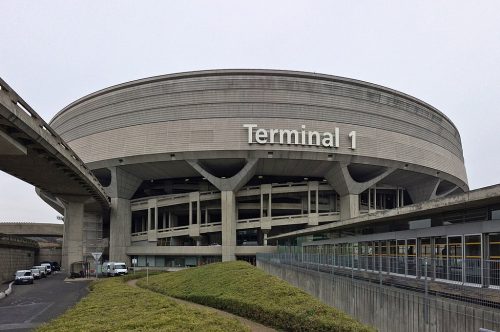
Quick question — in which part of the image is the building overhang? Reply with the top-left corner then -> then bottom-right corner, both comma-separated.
268,184 -> 500,241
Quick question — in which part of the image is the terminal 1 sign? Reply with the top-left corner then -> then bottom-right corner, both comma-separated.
243,124 -> 357,150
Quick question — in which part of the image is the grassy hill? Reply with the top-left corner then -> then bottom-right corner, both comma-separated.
138,261 -> 374,332
37,276 -> 248,332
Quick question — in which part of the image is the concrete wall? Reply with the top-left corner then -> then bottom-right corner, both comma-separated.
0,223 -> 63,237
0,238 -> 36,284
258,260 -> 500,332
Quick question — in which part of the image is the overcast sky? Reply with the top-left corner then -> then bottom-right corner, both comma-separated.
1,1 -> 499,223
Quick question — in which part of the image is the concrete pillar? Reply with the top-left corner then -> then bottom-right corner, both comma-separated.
340,194 -> 359,220
147,199 -> 157,243
260,184 -> 272,231
62,201 -> 84,271
308,181 -> 319,226
161,211 -> 166,230
107,167 -> 141,264
109,198 -> 132,264
221,191 -> 236,261
325,162 -> 395,221
189,192 -> 200,239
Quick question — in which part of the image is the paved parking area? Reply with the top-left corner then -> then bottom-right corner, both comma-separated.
0,272 -> 89,331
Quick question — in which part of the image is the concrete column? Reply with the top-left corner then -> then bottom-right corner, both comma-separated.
107,167 -> 142,264
260,184 -> 272,231
340,194 -> 359,220
307,187 -> 311,213
147,199 -> 157,243
325,162 -> 395,220
396,188 -> 400,208
368,188 -> 372,212
268,190 -> 272,218
315,188 -> 319,213
308,182 -> 319,226
109,198 -> 132,264
189,192 -> 200,238
161,211 -> 166,230
221,191 -> 236,261
62,201 -> 84,270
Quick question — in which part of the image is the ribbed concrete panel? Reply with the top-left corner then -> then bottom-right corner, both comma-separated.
50,71 -> 463,161
66,117 -> 467,185
49,70 -> 467,190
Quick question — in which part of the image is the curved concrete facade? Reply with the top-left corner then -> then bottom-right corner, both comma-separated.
49,70 -> 468,266
51,70 -> 466,187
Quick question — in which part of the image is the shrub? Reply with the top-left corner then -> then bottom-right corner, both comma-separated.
138,261 -> 375,332
36,276 -> 248,332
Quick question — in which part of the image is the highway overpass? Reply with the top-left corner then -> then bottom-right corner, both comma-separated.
0,77 -> 110,269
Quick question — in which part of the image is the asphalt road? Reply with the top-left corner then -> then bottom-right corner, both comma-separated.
0,272 -> 90,331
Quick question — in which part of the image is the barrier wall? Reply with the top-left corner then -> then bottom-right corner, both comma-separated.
257,259 -> 500,332
0,235 -> 37,284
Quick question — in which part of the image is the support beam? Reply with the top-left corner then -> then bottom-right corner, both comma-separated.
407,178 -> 457,203
221,191 -> 237,261
340,194 -> 360,220
62,201 -> 84,270
325,162 -> 395,220
108,167 -> 141,263
188,158 -> 258,192
109,198 -> 132,264
325,162 -> 396,196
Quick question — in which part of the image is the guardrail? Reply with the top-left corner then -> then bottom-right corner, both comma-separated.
0,78 -> 109,208
0,233 -> 38,248
258,252 -> 500,332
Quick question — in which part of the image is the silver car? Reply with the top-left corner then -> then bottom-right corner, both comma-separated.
14,270 -> 34,285
33,265 -> 47,278
30,268 -> 41,279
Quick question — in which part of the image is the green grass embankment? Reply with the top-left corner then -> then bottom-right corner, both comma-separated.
137,261 -> 375,332
36,276 -> 248,332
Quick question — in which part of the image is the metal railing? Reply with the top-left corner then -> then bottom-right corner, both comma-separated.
258,251 -> 500,332
260,250 -> 500,309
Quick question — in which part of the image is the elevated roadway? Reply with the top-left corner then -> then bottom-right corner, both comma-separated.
0,77 -> 110,269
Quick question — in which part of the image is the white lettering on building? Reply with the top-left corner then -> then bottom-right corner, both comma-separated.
243,124 -> 356,149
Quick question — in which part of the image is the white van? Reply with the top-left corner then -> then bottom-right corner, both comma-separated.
103,262 -> 128,276
41,263 -> 52,275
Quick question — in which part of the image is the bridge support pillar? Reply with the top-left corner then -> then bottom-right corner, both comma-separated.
62,201 -> 84,271
107,167 -> 142,265
109,198 -> 132,264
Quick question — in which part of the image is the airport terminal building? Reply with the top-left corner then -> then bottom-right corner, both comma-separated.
45,69 -> 469,268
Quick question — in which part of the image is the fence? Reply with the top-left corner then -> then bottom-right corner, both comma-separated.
257,251 -> 500,332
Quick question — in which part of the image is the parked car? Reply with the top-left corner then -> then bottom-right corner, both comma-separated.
30,268 -> 41,279
34,265 -> 47,278
40,261 -> 59,272
14,270 -> 34,285
103,262 -> 128,276
40,263 -> 52,275
51,262 -> 61,271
